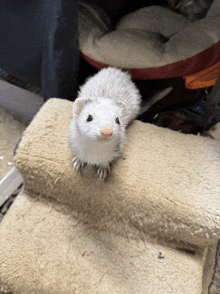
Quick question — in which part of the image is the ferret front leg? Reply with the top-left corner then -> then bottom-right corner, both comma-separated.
96,163 -> 111,180
72,156 -> 86,172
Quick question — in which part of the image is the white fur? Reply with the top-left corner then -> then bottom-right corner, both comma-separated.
78,67 -> 141,124
67,67 -> 142,180
67,97 -> 126,166
67,67 -> 172,180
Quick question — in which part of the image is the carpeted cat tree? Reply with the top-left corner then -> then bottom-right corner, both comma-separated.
0,97 -> 220,294
1,1 -> 220,293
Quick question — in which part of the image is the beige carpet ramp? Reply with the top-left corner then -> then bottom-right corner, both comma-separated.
1,97 -> 220,293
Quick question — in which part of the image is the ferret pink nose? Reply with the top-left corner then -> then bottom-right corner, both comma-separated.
100,128 -> 113,137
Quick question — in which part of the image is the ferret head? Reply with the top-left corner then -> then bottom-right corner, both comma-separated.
72,97 -> 126,141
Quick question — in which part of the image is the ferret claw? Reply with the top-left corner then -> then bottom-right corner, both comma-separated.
72,156 -> 85,172
97,164 -> 111,180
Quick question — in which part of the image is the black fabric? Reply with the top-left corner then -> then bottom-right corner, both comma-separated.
0,0 -> 79,101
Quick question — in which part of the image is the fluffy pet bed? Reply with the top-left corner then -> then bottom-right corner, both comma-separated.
79,0 -> 220,83
1,98 -> 220,293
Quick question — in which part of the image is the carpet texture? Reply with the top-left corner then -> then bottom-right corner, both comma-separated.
0,97 -> 220,293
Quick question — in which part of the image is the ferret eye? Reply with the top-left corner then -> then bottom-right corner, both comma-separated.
86,114 -> 93,122
116,117 -> 120,124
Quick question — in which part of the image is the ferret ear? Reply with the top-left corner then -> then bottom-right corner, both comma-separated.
73,98 -> 92,117
116,101 -> 126,115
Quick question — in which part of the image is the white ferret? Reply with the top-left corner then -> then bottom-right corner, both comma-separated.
67,67 -> 172,180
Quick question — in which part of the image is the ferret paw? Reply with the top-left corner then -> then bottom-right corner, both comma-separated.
96,163 -> 111,180
72,156 -> 85,172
